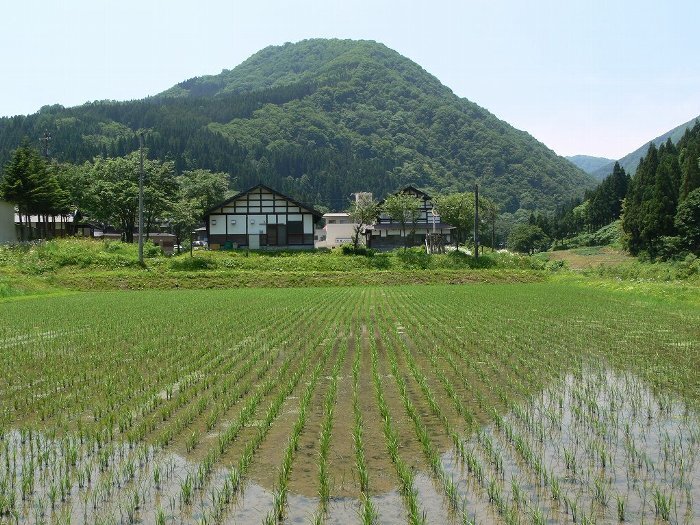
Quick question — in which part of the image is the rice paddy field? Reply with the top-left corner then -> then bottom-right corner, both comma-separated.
0,281 -> 699,524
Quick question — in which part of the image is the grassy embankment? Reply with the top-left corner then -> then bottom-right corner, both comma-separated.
1,238 -> 698,300
0,239 -> 549,296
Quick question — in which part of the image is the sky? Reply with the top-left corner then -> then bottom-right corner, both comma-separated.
2,0 -> 699,159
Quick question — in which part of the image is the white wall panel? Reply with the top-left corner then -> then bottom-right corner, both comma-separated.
248,215 -> 266,235
228,215 -> 246,234
209,215 -> 226,234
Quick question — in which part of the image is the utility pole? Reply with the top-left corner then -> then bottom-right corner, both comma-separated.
474,183 -> 479,259
39,131 -> 52,158
492,212 -> 496,252
138,131 -> 145,265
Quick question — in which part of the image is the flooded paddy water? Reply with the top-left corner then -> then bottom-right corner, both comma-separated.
2,360 -> 699,524
1,284 -> 699,524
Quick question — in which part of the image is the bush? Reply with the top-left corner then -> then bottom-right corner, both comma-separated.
555,220 -> 623,250
339,243 -> 375,256
0,238 -> 164,274
169,256 -> 218,271
396,247 -> 432,269
657,236 -> 686,261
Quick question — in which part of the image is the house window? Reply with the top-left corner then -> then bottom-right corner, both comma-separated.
287,220 -> 304,245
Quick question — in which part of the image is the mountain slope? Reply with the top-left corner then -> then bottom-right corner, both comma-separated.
591,116 -> 700,179
566,155 -> 615,178
0,38 -> 594,213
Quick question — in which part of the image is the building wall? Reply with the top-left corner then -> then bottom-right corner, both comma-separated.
207,187 -> 317,249
0,201 -> 16,243
370,228 -> 452,250
316,222 -> 357,248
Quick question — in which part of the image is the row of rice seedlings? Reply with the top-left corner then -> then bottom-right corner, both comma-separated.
184,295 -> 339,458
375,316 -> 468,519
507,360 -> 699,523
175,291 -> 353,523
131,342 -> 250,443
368,319 -> 425,525
199,290 -> 354,523
314,333 -> 349,520
10,322 -> 211,444
168,290 -> 347,514
154,338 -> 270,448
382,293 -> 547,523
380,292 -> 507,521
381,290 -> 574,521
350,327 -> 378,525
265,330 -> 341,524
3,290 -> 313,438
129,306 -> 309,446
6,355 -> 241,520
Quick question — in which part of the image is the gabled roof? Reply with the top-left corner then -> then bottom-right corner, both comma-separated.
378,185 -> 432,205
203,184 -> 324,220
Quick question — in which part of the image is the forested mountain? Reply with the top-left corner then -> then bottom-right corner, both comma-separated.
622,122 -> 700,257
565,155 -> 615,178
591,116 -> 700,180
0,38 -> 594,213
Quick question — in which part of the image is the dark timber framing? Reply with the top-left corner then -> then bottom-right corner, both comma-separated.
204,184 -> 323,250
370,185 -> 454,249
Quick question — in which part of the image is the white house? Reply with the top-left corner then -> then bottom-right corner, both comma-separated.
204,184 -> 323,250
315,212 -> 356,248
0,201 -> 16,243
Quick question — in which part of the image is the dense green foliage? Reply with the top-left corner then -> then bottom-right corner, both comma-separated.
507,223 -> 550,254
675,188 -> 700,253
584,162 -> 630,229
623,123 -> 700,257
347,194 -> 380,249
0,143 -> 70,238
0,39 -> 593,214
527,162 -> 629,246
553,220 -> 623,250
1,144 -> 233,243
0,238 -> 539,276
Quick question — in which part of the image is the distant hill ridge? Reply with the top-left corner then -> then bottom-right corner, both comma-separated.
0,38 -> 594,213
591,116 -> 700,179
566,155 -> 616,178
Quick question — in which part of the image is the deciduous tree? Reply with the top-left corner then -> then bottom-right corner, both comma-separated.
347,193 -> 379,250
382,192 -> 421,249
508,223 -> 550,255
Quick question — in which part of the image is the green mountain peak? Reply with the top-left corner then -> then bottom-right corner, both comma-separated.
0,38 -> 594,214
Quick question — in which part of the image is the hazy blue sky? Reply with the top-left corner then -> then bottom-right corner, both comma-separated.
2,0 -> 698,158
